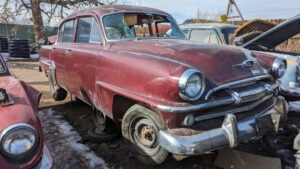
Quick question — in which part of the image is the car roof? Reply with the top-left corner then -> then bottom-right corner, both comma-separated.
180,23 -> 238,30
66,5 -> 171,19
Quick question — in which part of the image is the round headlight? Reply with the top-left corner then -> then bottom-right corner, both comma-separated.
179,69 -> 205,101
0,124 -> 38,159
272,58 -> 287,78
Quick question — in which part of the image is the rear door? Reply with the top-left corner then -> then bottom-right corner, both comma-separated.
65,16 -> 102,104
52,19 -> 75,89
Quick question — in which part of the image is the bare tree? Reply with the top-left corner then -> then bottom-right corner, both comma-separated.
0,0 -> 122,42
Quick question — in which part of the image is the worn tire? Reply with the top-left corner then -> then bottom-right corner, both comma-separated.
92,108 -> 115,132
49,76 -> 67,101
122,104 -> 168,165
87,127 -> 119,143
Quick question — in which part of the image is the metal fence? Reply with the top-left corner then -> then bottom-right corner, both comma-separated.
0,23 -> 57,43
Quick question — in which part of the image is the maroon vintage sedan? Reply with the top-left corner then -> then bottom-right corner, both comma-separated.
40,5 -> 288,165
0,56 -> 53,169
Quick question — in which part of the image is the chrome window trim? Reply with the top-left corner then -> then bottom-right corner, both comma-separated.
0,123 -> 39,159
204,74 -> 272,100
178,69 -> 206,101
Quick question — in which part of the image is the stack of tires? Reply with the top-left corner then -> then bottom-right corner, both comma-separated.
0,37 -> 8,53
9,39 -> 30,58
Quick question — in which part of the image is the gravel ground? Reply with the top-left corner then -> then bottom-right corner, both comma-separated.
38,109 -> 108,169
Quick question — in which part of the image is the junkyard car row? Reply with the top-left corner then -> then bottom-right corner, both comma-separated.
1,4 -> 300,168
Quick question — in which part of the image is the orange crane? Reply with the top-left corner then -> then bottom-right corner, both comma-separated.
226,0 -> 244,21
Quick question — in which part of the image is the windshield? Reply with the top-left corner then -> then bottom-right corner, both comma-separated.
221,27 -> 237,44
102,13 -> 186,41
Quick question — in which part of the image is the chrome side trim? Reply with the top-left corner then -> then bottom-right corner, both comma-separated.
40,60 -> 51,67
204,75 -> 272,100
157,97 -> 235,113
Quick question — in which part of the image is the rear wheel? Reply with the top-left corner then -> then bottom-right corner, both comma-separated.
49,75 -> 67,101
122,104 -> 168,165
92,108 -> 115,132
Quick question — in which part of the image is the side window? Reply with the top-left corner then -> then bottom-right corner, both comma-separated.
76,17 -> 101,43
62,20 -> 75,43
209,30 -> 221,44
190,29 -> 210,43
181,29 -> 189,38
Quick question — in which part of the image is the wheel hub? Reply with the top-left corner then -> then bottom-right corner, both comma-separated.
134,119 -> 157,149
140,126 -> 156,145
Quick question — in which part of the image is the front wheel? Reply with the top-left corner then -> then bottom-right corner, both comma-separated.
122,104 -> 168,165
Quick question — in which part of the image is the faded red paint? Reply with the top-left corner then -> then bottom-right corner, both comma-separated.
0,56 -> 51,169
39,5 -> 276,129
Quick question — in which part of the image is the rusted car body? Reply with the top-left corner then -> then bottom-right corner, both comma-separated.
180,23 -> 238,45
242,15 -> 300,100
0,55 -> 53,169
40,5 -> 288,165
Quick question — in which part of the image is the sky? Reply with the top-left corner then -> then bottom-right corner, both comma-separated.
127,0 -> 300,23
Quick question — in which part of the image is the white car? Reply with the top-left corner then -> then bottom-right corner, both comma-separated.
180,23 -> 238,45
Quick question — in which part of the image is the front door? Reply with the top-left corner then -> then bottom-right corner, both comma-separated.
52,19 -> 76,89
65,16 -> 103,104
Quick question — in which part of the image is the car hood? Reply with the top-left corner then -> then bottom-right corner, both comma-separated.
109,39 -> 269,85
0,76 -> 41,129
242,15 -> 300,49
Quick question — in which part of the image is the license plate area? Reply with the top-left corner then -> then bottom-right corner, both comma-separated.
255,115 -> 275,136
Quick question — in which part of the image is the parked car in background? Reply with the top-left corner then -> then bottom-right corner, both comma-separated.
0,55 -> 53,169
180,23 -> 238,44
40,5 -> 289,165
241,15 -> 300,100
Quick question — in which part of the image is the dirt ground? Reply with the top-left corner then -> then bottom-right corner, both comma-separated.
7,61 -> 219,169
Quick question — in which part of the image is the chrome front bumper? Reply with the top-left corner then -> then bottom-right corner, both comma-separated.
34,144 -> 53,169
158,97 -> 288,155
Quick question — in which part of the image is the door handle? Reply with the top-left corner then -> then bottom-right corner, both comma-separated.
65,49 -> 72,55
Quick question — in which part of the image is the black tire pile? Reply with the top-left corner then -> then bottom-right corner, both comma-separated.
9,39 -> 30,58
0,37 -> 9,53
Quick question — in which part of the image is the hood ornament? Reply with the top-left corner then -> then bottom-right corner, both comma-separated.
233,60 -> 256,68
233,49 -> 268,75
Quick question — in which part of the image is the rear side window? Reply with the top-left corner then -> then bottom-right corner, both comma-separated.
190,29 -> 220,44
190,29 -> 210,43
76,17 -> 101,43
61,20 -> 75,43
